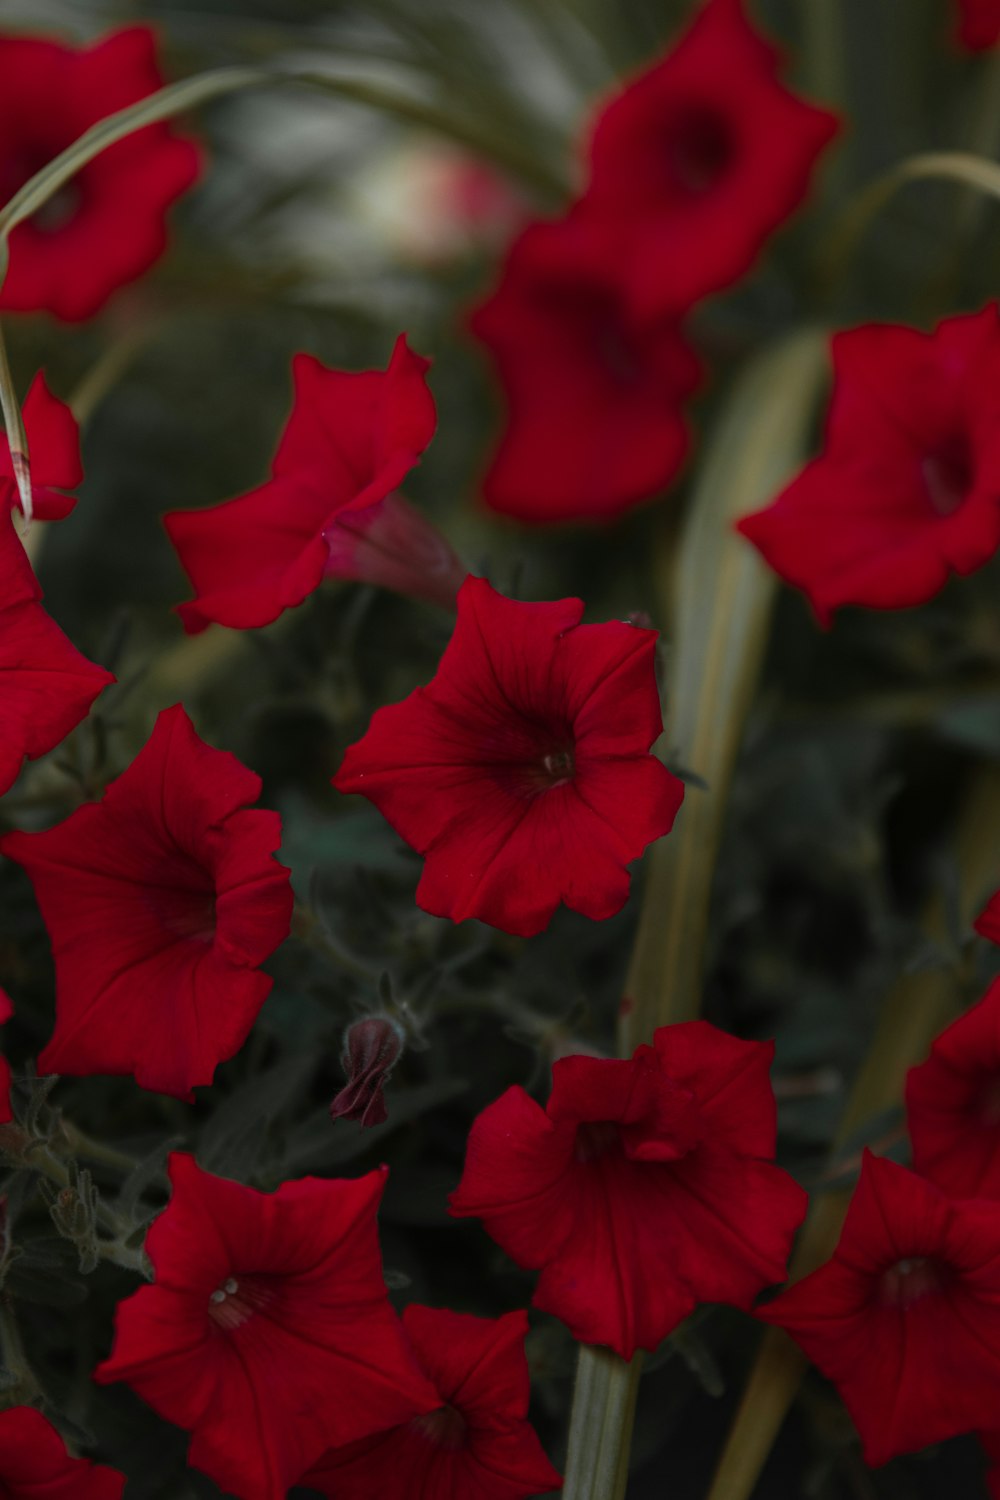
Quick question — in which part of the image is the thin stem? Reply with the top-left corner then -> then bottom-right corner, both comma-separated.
562,1348 -> 643,1500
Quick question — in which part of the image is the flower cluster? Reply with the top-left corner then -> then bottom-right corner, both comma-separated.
472,0 -> 837,523
759,887 -> 1000,1469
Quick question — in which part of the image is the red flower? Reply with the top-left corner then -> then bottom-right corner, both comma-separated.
470,217 -> 699,523
977,889 -> 1000,945
6,376 -> 83,522
576,0 -> 837,321
165,335 -> 465,630
449,1022 -> 807,1359
304,1305 -> 563,1499
333,576 -> 684,937
759,1151 -> 1000,1464
95,1155 -> 438,1500
0,517 -> 113,795
906,978 -> 1000,1200
0,1406 -> 124,1498
1,704 -> 292,1099
957,0 -> 1000,49
0,27 -> 201,322
330,1015 -> 405,1129
737,308 -> 1000,624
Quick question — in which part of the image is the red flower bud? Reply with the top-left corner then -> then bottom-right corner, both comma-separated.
330,1017 -> 405,1128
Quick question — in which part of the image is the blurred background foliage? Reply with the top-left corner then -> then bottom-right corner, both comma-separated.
0,0 -> 996,1495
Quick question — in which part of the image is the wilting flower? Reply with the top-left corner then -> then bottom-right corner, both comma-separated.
304,1306 -> 563,1499
0,1407 -> 124,1498
1,704 -> 293,1099
0,26 -> 201,322
737,308 -> 1000,623
334,576 -> 684,937
977,888 -> 1000,945
470,216 -> 700,523
330,1015 -> 405,1128
449,1022 -> 807,1359
906,978 -> 1000,1199
3,376 -> 83,522
165,335 -> 465,630
0,516 -> 113,795
576,0 -> 838,320
95,1155 -> 438,1500
760,1151 -> 1000,1464
957,0 -> 1000,49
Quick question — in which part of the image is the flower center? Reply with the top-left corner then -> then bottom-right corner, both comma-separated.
540,747 -> 576,787
413,1404 -> 468,1450
667,107 -> 735,196
207,1274 -> 278,1331
922,432 -> 974,517
575,1120 -> 621,1162
878,1256 -> 945,1307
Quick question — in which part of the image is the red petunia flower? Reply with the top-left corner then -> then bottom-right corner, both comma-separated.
957,0 -> 1000,49
906,978 -> 1000,1200
0,27 -> 200,322
333,576 -> 684,937
165,335 -> 465,630
95,1155 -> 439,1500
759,1151 -> 1000,1464
576,0 -> 838,321
304,1305 -> 563,1499
0,516 -> 113,795
977,888 -> 1000,945
470,217 -> 700,523
1,704 -> 293,1099
0,1406 -> 124,1498
5,375 -> 83,522
737,308 -> 1000,624
449,1022 -> 807,1359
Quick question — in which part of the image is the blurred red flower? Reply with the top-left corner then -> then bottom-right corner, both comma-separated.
95,1155 -> 438,1500
0,27 -> 200,322
737,307 -> 1000,623
577,0 -> 837,321
760,1151 -> 1000,1464
957,0 -> 1000,48
0,1407 -> 124,1498
305,1305 -> 563,1499
978,888 -> 1000,944
4,376 -> 83,522
906,978 -> 1000,1199
449,1022 -> 807,1359
334,576 -> 684,936
470,217 -> 699,523
0,517 -> 112,795
166,335 -> 465,630
1,704 -> 292,1099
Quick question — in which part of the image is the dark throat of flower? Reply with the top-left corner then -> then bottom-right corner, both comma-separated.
878,1256 -> 949,1309
667,107 -> 736,196
922,431 -> 974,518
413,1404 -> 468,1450
207,1274 -> 278,1332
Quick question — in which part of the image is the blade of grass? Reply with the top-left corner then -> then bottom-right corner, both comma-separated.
562,329 -> 829,1500
818,149 -> 1000,288
622,328 -> 829,1050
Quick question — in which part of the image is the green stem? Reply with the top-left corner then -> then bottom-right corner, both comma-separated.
563,1349 -> 643,1500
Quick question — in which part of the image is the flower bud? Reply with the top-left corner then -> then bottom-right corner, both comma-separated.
330,1016 -> 405,1128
